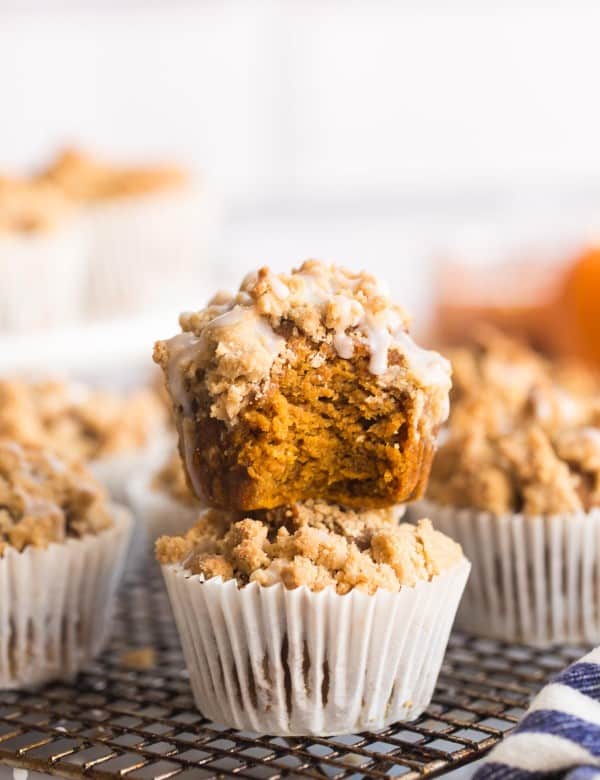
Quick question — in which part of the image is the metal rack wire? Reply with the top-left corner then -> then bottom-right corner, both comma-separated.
0,579 -> 588,780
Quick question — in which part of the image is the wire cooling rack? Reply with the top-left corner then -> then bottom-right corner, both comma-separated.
0,576 -> 589,780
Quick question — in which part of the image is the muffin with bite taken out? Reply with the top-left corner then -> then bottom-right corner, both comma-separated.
154,260 -> 452,511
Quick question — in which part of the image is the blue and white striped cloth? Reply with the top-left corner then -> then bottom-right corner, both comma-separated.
475,647 -> 600,780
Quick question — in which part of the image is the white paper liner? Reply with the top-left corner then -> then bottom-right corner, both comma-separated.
414,499 -> 600,645
0,506 -> 132,689
89,432 -> 171,504
86,184 -> 220,318
0,224 -> 87,333
162,558 -> 470,736
127,474 -> 203,543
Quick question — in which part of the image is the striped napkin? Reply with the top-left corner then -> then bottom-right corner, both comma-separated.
475,647 -> 600,779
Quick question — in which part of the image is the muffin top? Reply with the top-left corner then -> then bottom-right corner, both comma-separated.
156,501 -> 463,595
0,439 -> 113,557
428,329 -> 600,515
0,176 -> 73,234
151,450 -> 198,507
0,379 -> 166,462
39,148 -> 188,203
154,260 -> 452,427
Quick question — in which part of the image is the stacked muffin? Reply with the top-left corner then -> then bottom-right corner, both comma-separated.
153,260 -> 470,735
418,328 -> 600,644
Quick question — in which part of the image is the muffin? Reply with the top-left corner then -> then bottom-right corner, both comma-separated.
0,176 -> 86,332
127,449 -> 204,544
0,439 -> 132,688
39,147 -> 217,318
417,328 -> 600,644
0,378 -> 169,501
157,503 -> 469,735
154,260 -> 452,511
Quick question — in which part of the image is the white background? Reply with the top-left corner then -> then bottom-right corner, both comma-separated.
2,0 -> 600,357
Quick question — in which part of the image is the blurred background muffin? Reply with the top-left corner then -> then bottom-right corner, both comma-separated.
0,378 -> 169,501
413,330 -> 600,645
0,176 -> 86,333
38,147 -> 217,318
0,438 -> 132,688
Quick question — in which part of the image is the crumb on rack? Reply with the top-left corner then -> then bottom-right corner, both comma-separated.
119,648 -> 157,670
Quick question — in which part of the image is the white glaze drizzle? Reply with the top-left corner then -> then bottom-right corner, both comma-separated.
165,332 -> 202,416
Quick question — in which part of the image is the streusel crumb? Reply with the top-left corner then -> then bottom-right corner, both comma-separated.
0,379 -> 166,462
155,504 -> 463,595
151,450 -> 198,506
0,439 -> 113,557
39,148 -> 187,203
0,176 -> 73,234
428,329 -> 600,515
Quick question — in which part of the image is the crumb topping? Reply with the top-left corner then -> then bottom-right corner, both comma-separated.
120,648 -> 156,669
0,439 -> 113,557
151,450 -> 199,506
0,379 -> 166,462
155,502 -> 463,595
154,260 -> 451,427
428,329 -> 600,515
0,176 -> 73,234
39,148 -> 188,203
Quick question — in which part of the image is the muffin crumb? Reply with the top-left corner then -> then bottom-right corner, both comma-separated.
428,330 -> 600,515
120,648 -> 156,670
0,439 -> 113,556
0,379 -> 166,462
156,503 -> 463,595
39,147 -> 187,203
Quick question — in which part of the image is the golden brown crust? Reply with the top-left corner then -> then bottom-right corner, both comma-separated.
155,504 -> 463,594
428,329 -> 600,515
154,261 -> 451,510
0,379 -> 166,462
0,439 -> 113,556
39,148 -> 187,203
0,176 -> 73,234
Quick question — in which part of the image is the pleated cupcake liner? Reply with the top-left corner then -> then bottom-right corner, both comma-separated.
414,499 -> 600,645
86,185 -> 220,318
0,506 -> 132,689
0,225 -> 87,333
162,558 -> 470,736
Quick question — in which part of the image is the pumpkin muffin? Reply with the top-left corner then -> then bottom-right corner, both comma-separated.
419,329 -> 600,644
0,439 -> 132,688
154,260 -> 452,511
157,501 -> 469,735
38,147 -> 213,319
0,378 -> 168,500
